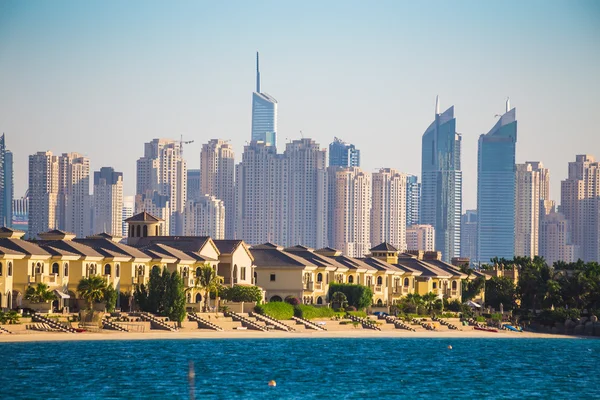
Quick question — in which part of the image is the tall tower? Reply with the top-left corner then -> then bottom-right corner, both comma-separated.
58,153 -> 92,238
477,102 -> 517,264
371,168 -> 407,251
0,134 -> 13,227
515,162 -> 549,258
406,175 -> 420,227
136,139 -> 187,235
199,139 -> 235,238
285,138 -> 328,249
329,137 -> 360,168
460,210 -> 478,262
420,96 -> 462,262
93,167 -> 123,236
28,151 -> 60,238
251,52 -> 278,147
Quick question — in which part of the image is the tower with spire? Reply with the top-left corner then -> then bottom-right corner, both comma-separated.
250,51 -> 278,148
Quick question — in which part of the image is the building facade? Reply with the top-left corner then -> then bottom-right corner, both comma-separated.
0,134 -> 13,228
200,139 -> 235,238
371,168 -> 407,251
12,194 -> 28,235
406,224 -> 435,252
251,52 -> 278,147
328,137 -> 360,168
460,210 -> 478,262
477,100 -> 517,263
57,153 -> 92,238
186,169 -> 201,203
136,139 -> 187,235
406,175 -> 420,228
93,167 -> 123,236
122,196 -> 134,238
540,205 -> 580,265
28,151 -> 60,238
420,97 -> 462,262
183,195 -> 225,239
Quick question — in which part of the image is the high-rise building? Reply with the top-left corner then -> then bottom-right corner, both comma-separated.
329,167 -> 371,257
183,195 -> 225,239
235,141 -> 287,245
329,137 -> 360,168
12,193 -> 29,235
136,139 -> 187,235
540,204 -> 580,265
406,175 -> 420,227
515,162 -> 549,258
28,151 -> 59,238
0,134 -> 14,227
122,195 -> 134,238
420,96 -> 462,262
460,210 -> 478,262
57,153 -> 92,238
187,169 -> 201,202
561,154 -> 600,262
406,224 -> 435,252
135,190 -> 170,231
477,99 -> 517,263
371,168 -> 407,251
200,139 -> 235,238
251,52 -> 278,147
285,138 -> 328,249
93,167 -> 123,236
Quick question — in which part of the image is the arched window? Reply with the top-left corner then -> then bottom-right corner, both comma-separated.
155,226 -> 159,236
233,265 -> 239,283
270,295 -> 283,302
64,263 -> 69,277
136,225 -> 141,237
8,262 -> 12,276
104,264 -> 111,275
143,225 -> 148,237
317,297 -> 323,305
452,281 -> 457,290
377,276 -> 383,285
52,263 -> 59,274
195,293 -> 202,303
35,263 -> 42,274
404,277 -> 409,287
317,273 -> 323,282
348,275 -> 354,283
195,267 -> 202,277
0,262 -> 2,276
377,299 -> 383,306
116,264 -> 120,278
129,227 -> 133,237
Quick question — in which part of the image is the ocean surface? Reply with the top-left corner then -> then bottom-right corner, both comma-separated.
1,338 -> 599,399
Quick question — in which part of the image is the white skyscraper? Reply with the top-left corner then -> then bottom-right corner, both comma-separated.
328,167 -> 371,257
184,195 -> 225,239
406,224 -> 436,252
540,204 -> 580,265
515,162 -> 547,258
93,167 -> 123,236
28,151 -> 59,238
135,190 -> 170,231
58,153 -> 92,238
122,195 -> 134,238
285,138 -> 328,249
136,139 -> 187,235
371,168 -> 407,251
200,139 -> 235,238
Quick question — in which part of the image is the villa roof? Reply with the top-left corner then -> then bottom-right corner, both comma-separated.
125,212 -> 163,222
370,242 -> 399,252
36,240 -> 103,258
40,245 -> 80,257
251,242 -> 281,250
284,245 -> 314,252
324,255 -> 377,272
0,238 -> 51,257
132,236 -> 214,254
0,244 -> 25,256
74,238 -> 151,260
140,243 -> 200,263
44,229 -> 75,236
250,247 -> 315,268
213,240 -> 243,254
396,256 -> 452,278
358,257 -> 402,273
282,248 -> 347,270
424,259 -> 468,278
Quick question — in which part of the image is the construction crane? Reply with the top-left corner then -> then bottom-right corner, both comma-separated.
180,135 -> 194,155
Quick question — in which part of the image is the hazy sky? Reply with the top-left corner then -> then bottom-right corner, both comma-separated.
1,0 -> 599,210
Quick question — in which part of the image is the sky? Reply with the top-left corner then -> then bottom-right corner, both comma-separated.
1,0 -> 599,210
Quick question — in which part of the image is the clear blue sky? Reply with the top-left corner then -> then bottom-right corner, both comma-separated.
1,0 -> 599,210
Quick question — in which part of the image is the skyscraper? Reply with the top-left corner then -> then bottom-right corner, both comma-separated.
460,210 -> 478,262
136,139 -> 187,235
251,52 -> 278,147
328,166 -> 371,257
515,162 -> 549,258
93,167 -> 123,236
12,193 -> 29,235
406,175 -> 420,227
371,168 -> 407,251
0,134 -> 13,228
406,224 -> 435,251
561,154 -> 600,262
28,151 -> 59,238
540,203 -> 580,265
329,137 -> 360,168
285,139 -> 328,248
183,195 -> 225,239
187,169 -> 201,202
420,96 -> 462,262
200,139 -> 235,238
122,195 -> 134,238
58,153 -> 92,238
477,99 -> 517,264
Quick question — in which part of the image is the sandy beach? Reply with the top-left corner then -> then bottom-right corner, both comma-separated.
0,328 -> 581,343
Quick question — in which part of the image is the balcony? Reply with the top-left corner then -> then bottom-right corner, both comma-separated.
303,281 -> 314,291
314,282 -> 323,291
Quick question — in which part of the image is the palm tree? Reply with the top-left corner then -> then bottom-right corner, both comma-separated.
422,292 -> 438,313
77,276 -> 108,309
24,283 -> 56,303
197,264 -> 223,312
331,291 -> 348,310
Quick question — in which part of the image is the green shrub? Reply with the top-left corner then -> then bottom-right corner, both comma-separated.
294,305 -> 335,320
328,284 -> 373,310
445,299 -> 462,312
254,302 -> 294,320
536,308 -> 581,326
475,316 -> 486,323
491,313 -> 503,322
347,310 -> 367,318
223,285 -> 262,303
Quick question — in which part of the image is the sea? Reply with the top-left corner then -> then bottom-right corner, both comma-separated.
0,338 -> 599,399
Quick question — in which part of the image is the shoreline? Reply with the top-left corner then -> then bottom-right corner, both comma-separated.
0,329 -> 585,343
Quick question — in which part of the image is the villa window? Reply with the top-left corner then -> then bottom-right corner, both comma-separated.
64,263 -> 69,277
317,273 -> 323,282
136,225 -> 141,237
116,264 -> 120,278
52,263 -> 59,275
155,226 -> 159,236
452,281 -> 457,290
104,264 -> 111,275
35,263 -> 42,274
195,267 -> 202,277
143,225 -> 148,237
404,278 -> 409,287
0,262 -> 2,276
241,267 -> 246,280
433,282 -> 437,289
348,275 -> 354,284
8,262 -> 12,276
270,274 -> 276,282
377,276 -> 383,285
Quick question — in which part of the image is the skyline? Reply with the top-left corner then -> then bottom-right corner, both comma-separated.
1,1 -> 600,210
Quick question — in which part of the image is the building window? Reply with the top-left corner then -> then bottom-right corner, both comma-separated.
104,264 -> 111,275
116,264 -> 120,277
64,263 -> 69,277
433,282 -> 437,289
317,273 -> 323,282
136,225 -> 141,237
8,262 -> 12,276
377,276 -> 383,285
404,278 -> 409,287
241,267 -> 246,280
270,274 -> 276,282
348,275 -> 354,283
52,263 -> 59,274
452,281 -> 457,290
0,262 -> 2,276
143,225 -> 148,237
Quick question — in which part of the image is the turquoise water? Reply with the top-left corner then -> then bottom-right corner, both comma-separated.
0,338 -> 599,399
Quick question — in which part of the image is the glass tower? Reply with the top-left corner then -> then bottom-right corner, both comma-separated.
329,137 -> 360,167
420,97 -> 462,262
476,100 -> 517,264
0,134 -> 13,227
406,175 -> 420,227
251,52 -> 278,147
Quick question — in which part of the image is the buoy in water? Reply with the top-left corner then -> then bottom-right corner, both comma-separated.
268,380 -> 277,387
447,345 -> 453,350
